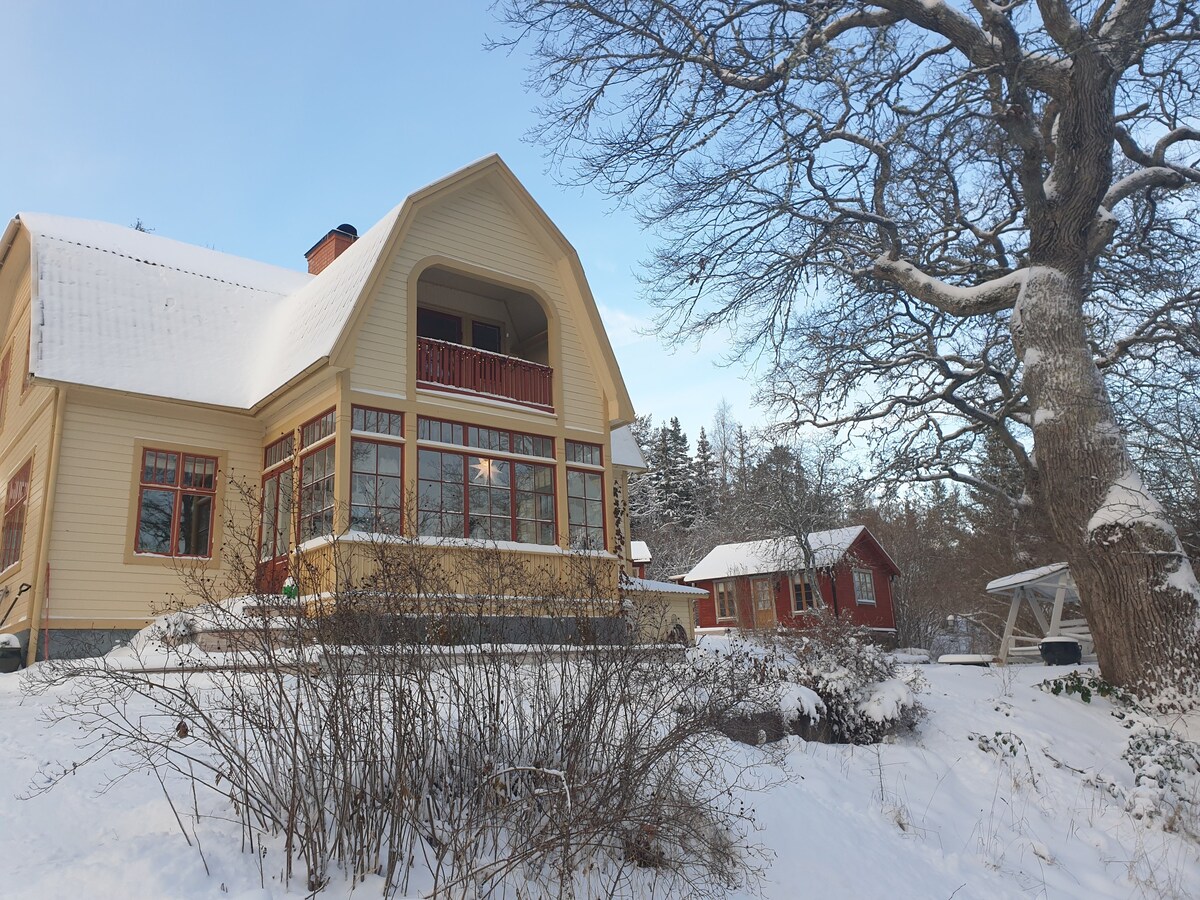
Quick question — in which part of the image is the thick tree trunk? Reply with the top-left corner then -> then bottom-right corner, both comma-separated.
1013,267 -> 1200,698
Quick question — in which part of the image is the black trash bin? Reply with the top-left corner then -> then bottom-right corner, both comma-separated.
0,644 -> 23,674
1039,636 -> 1082,666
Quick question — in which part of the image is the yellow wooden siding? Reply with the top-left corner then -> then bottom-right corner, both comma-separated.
351,182 -> 607,432
45,393 -> 261,624
0,289 -> 57,634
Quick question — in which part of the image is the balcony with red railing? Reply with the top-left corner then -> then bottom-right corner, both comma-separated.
416,337 -> 554,412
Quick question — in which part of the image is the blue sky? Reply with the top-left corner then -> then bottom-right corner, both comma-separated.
0,1 -> 763,443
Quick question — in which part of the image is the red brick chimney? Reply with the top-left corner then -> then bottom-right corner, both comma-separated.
304,223 -> 358,275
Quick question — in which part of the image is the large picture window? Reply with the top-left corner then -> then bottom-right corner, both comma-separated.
417,448 -> 555,544
135,449 -> 217,557
566,468 -> 604,549
1,459 -> 32,571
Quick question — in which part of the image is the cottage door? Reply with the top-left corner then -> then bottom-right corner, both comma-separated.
750,577 -> 777,630
256,468 -> 293,594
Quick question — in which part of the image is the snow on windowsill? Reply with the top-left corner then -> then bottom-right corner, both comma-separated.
296,530 -> 616,559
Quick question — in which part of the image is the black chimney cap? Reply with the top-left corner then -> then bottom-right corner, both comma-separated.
305,223 -> 359,259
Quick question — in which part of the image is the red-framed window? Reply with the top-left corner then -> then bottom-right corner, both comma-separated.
135,449 -> 217,557
351,405 -> 403,437
0,459 -> 32,571
417,416 -> 553,459
565,440 -> 602,467
299,443 -> 336,540
566,467 -> 605,550
350,438 -> 403,534
263,434 -> 295,470
259,466 -> 293,563
301,408 -> 335,448
417,448 -> 556,544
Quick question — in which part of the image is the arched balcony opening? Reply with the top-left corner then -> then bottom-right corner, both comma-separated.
415,266 -> 553,411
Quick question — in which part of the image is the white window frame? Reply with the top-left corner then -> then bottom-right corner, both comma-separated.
791,572 -> 820,614
853,568 -> 877,605
714,580 -> 737,621
751,577 -> 773,611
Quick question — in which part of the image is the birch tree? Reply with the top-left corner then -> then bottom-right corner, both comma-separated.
497,0 -> 1200,695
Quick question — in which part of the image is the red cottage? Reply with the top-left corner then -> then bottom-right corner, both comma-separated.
683,526 -> 899,638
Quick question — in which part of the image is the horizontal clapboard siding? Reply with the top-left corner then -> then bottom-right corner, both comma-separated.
352,182 -> 606,431
46,395 -> 261,622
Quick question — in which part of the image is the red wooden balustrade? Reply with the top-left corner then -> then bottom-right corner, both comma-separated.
417,337 -> 554,411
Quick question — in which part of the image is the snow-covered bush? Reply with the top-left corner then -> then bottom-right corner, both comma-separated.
766,612 -> 924,744
1041,671 -> 1200,835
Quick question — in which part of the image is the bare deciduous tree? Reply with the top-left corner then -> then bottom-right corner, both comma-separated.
496,0 -> 1200,696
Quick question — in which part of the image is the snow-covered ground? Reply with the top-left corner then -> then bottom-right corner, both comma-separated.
1,656 -> 1196,899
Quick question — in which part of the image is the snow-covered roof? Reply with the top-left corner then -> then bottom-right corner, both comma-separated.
610,424 -> 646,470
23,213 -> 311,407
13,156 -> 625,414
985,562 -> 1074,600
630,540 -> 651,564
682,526 -> 895,583
624,576 -> 706,595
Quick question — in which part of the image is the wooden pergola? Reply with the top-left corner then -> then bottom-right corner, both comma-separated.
987,563 -> 1093,664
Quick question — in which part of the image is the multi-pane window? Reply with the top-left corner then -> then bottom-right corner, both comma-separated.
566,468 -> 604,549
350,439 -> 402,534
752,578 -> 774,611
418,417 -> 553,459
417,448 -> 555,544
301,409 -> 336,448
0,459 -> 32,570
263,434 -> 294,470
419,417 -> 465,446
299,444 -> 336,540
260,468 -> 293,562
514,462 -> 555,544
417,307 -> 503,354
135,449 -> 217,557
853,569 -> 877,605
352,406 -> 402,437
792,574 -> 819,613
417,449 -> 465,538
468,456 -> 512,540
714,581 -> 736,620
565,440 -> 602,466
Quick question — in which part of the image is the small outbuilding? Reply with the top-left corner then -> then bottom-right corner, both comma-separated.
682,526 -> 899,636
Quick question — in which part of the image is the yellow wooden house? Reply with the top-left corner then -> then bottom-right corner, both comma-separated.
0,156 -> 697,665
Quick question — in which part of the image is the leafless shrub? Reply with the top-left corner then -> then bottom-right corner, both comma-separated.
24,533 -> 775,898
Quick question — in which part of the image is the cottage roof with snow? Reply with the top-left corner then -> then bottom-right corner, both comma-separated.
682,526 -> 900,583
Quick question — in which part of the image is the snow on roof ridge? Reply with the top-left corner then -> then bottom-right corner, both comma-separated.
37,231 -> 298,294
20,212 -> 309,294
